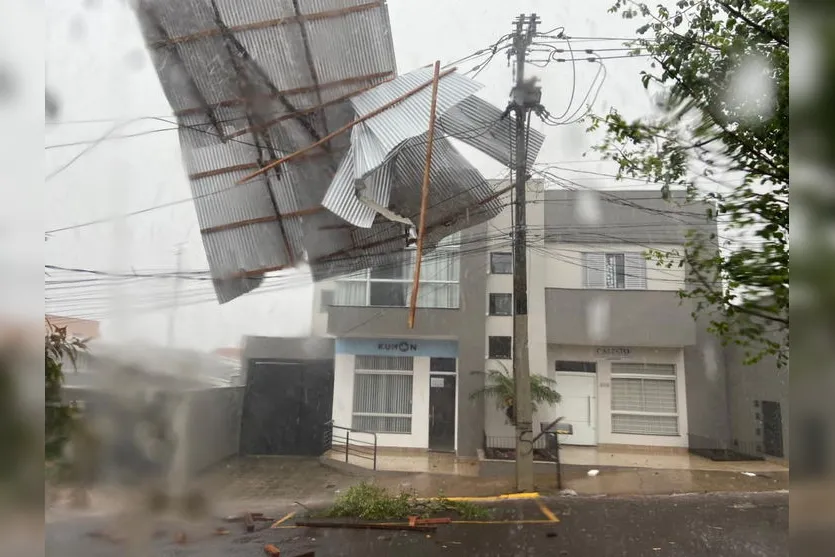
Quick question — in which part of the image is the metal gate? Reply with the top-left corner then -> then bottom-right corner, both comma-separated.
239,359 -> 334,456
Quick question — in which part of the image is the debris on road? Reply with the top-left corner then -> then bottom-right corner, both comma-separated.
244,512 -> 256,532
408,516 -> 451,527
174,531 -> 187,545
263,543 -> 281,556
86,530 -> 124,544
295,519 -> 436,533
587,469 -> 600,477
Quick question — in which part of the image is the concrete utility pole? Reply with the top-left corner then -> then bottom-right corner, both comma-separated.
510,12 -> 540,493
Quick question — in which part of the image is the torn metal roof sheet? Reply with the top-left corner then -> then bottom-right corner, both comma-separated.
133,0 -> 545,302
320,67 -> 545,230
135,0 -> 396,302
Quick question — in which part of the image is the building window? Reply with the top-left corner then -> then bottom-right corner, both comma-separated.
430,357 -> 457,373
488,336 -> 512,359
334,233 -> 460,308
555,360 -> 597,373
489,293 -> 513,316
490,252 -> 513,274
610,363 -> 678,436
352,355 -> 414,434
583,252 -> 647,289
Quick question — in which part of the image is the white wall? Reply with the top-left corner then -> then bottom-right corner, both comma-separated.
542,243 -> 685,291
310,282 -> 334,337
547,345 -> 689,448
482,181 -> 551,444
331,353 -> 432,449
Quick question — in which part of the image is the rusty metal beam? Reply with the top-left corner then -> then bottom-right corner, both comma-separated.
239,68 -> 459,184
226,78 -> 392,140
188,148 -> 338,181
151,2 -> 384,49
174,72 -> 395,118
292,0 -> 329,143
189,162 -> 258,181
407,60 -> 441,329
200,206 -> 326,235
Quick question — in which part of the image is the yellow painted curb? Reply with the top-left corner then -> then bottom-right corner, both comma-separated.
435,492 -> 540,503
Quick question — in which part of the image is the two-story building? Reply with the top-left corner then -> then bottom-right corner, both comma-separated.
300,182 -> 733,458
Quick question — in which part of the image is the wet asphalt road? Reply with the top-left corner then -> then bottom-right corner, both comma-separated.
47,491 -> 787,557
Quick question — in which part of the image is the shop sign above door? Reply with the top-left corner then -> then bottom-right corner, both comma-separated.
595,347 -> 631,360
336,338 -> 458,358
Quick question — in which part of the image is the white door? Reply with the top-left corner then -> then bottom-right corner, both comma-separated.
554,372 -> 597,446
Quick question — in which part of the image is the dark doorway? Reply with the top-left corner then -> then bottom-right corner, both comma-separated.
761,400 -> 784,458
428,374 -> 456,452
239,359 -> 334,456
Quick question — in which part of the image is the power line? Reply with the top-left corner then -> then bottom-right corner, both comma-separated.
45,119 -> 507,235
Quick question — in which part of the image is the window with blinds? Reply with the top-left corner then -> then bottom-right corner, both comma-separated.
610,363 -> 678,436
582,252 -> 647,289
352,356 -> 414,434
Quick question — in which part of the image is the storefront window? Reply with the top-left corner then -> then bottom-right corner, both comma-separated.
352,355 -> 414,434
610,363 -> 679,436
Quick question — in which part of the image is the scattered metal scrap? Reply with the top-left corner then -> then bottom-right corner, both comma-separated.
264,546 -> 315,557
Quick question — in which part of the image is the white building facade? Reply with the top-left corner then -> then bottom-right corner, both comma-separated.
313,182 -> 726,455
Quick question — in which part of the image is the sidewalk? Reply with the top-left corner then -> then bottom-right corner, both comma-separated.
46,453 -> 789,524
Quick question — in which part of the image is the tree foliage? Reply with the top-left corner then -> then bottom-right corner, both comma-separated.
588,0 -> 788,367
45,321 -> 86,460
470,363 -> 561,424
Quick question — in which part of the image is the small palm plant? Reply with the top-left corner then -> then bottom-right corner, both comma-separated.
470,362 -> 561,424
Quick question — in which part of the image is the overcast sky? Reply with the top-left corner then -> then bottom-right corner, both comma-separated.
44,0 -> 658,351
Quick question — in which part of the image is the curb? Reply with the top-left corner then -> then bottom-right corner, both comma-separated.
431,492 -> 541,503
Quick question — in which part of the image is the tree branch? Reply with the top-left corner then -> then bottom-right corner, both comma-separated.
685,251 -> 788,326
715,0 -> 788,47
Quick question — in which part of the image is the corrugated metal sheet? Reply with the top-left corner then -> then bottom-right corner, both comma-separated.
438,95 -> 546,168
134,0 -> 397,302
349,67 -> 482,175
135,1 -> 546,300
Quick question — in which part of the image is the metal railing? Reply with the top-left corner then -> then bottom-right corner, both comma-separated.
483,418 -> 568,489
323,421 -> 378,471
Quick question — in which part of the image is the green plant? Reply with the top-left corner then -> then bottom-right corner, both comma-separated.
469,363 -> 561,423
322,482 -> 489,521
45,320 -> 87,461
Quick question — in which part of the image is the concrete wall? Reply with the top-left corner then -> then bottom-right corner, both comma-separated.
682,320 -> 733,452
61,385 -> 244,479
310,282 -> 334,337
182,386 -> 244,474
543,189 -> 715,244
725,343 -> 789,459
543,288 -> 697,348
243,336 -> 334,360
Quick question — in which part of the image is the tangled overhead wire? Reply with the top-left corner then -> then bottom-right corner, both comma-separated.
526,32 -> 614,127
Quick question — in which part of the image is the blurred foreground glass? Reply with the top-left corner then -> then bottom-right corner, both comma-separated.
790,2 -> 835,556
